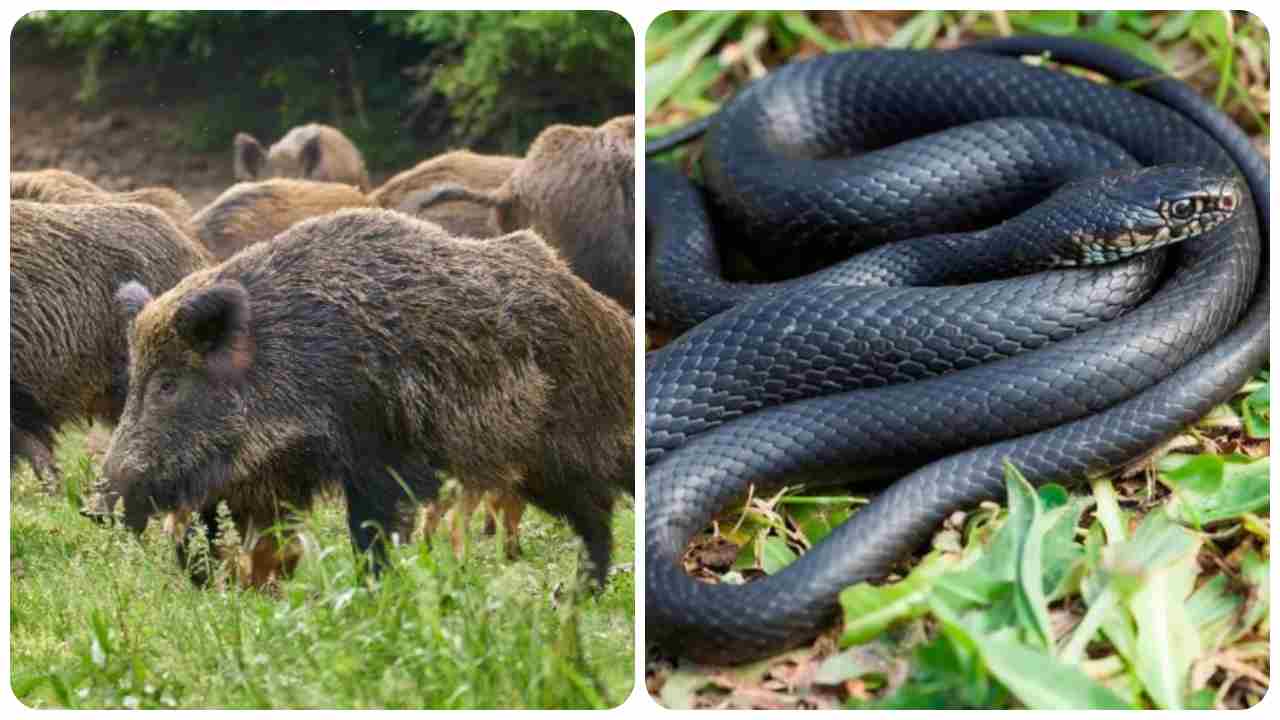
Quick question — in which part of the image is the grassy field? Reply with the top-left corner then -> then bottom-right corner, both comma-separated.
645,10 -> 1269,710
10,426 -> 635,709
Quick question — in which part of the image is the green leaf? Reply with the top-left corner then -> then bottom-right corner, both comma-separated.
783,496 -> 856,545
1236,549 -> 1270,643
1009,10 -> 1080,35
669,56 -> 726,108
1071,28 -> 1168,71
929,597 -> 1131,709
1090,476 -> 1128,544
1107,513 -> 1202,709
1189,10 -> 1233,106
814,644 -> 893,685
887,11 -> 943,50
980,631 -> 1133,709
1185,688 -> 1218,709
1037,483 -> 1069,510
1241,380 -> 1269,438
1005,464 -> 1053,649
1153,10 -> 1199,42
1186,572 -> 1244,651
778,11 -> 848,52
863,631 -> 1004,709
759,536 -> 797,574
1037,498 -> 1089,601
1157,454 -> 1269,527
839,551 -> 958,645
645,11 -> 739,112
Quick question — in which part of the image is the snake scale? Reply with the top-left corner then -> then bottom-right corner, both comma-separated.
644,37 -> 1269,664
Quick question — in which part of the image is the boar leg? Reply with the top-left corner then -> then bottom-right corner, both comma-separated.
482,493 -> 498,536
238,527 -> 304,589
525,474 -> 613,589
420,499 -> 446,543
346,490 -> 395,575
12,427 -> 61,494
449,488 -> 484,559
489,492 -> 526,560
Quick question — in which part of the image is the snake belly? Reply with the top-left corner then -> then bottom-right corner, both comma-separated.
644,38 -> 1268,664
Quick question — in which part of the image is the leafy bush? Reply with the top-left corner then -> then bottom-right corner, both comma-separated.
14,10 -> 634,165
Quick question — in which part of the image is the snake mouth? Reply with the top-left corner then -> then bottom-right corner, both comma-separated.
1217,179 -> 1241,214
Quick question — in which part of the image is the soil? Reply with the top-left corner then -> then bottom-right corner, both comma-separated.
10,51 -> 234,209
10,49 -> 398,210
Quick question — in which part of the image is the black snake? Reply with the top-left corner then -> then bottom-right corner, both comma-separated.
644,37 -> 1269,664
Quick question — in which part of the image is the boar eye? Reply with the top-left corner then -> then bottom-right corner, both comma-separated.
157,378 -> 178,397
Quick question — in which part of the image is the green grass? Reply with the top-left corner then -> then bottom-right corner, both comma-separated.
10,426 -> 635,709
647,11 -> 1269,154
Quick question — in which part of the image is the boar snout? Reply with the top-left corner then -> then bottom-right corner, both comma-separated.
100,453 -> 157,534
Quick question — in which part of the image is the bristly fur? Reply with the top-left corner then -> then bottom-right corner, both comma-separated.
104,208 -> 635,583
9,200 -> 211,488
190,178 -> 371,260
12,168 -> 195,229
369,150 -> 520,238
501,116 -> 635,313
416,116 -> 635,311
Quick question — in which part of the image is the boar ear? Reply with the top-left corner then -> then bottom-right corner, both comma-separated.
492,192 -> 521,234
234,133 -> 265,180
299,135 -> 323,178
115,281 -> 154,325
175,282 -> 254,380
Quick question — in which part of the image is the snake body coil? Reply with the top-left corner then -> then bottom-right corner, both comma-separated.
645,38 -> 1268,664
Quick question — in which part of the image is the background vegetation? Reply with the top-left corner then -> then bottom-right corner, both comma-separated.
645,10 -> 1269,711
648,10 -> 1268,154
13,10 -> 634,169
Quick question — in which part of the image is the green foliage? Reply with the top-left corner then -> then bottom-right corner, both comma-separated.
646,11 -> 847,114
648,11 -> 1269,141
376,11 -> 633,150
828,465 -> 1267,709
1241,372 -> 1270,438
1156,453 -> 1269,528
15,10 -> 633,165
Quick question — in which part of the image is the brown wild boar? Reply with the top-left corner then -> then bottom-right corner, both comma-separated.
10,201 -> 212,491
369,150 -> 520,238
234,123 -> 370,191
414,116 -> 635,311
11,168 -> 103,197
12,168 -> 195,229
190,178 -> 372,261
100,208 -> 635,584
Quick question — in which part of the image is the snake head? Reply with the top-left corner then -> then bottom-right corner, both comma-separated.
1060,164 -> 1243,265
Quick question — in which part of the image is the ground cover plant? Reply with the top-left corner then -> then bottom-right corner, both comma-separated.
645,10 -> 1269,709
10,427 -> 635,708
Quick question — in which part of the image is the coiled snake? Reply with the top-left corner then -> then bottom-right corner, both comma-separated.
644,37 -> 1269,664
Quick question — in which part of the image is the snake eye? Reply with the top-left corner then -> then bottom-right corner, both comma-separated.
1170,198 -> 1196,220
156,377 -> 178,398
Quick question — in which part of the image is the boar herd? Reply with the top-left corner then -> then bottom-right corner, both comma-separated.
10,117 -> 636,589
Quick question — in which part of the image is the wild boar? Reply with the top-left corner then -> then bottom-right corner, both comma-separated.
101,208 -> 635,584
12,168 -> 194,229
369,150 -> 520,238
234,123 -> 370,191
413,116 -> 635,311
190,178 -> 372,261
10,201 -> 212,490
